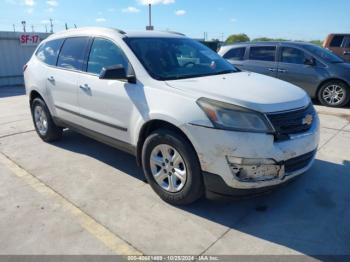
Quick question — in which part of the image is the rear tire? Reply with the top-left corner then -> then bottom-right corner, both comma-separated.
318,81 -> 350,107
142,129 -> 204,205
31,98 -> 63,142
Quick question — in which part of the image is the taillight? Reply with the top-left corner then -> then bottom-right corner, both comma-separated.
23,64 -> 28,72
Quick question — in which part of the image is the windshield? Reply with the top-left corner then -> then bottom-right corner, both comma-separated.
303,44 -> 344,63
124,37 -> 238,80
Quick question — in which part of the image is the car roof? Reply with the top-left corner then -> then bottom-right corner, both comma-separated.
46,27 -> 186,41
222,41 -> 316,47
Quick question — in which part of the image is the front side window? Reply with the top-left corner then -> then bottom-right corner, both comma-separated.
36,39 -> 64,66
281,47 -> 306,64
303,44 -> 344,63
87,38 -> 129,75
223,47 -> 246,60
249,46 -> 276,62
124,37 -> 237,81
330,35 -> 344,47
57,37 -> 90,71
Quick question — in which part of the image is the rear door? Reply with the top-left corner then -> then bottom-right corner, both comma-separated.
276,45 -> 324,96
47,37 -> 90,122
244,45 -> 278,77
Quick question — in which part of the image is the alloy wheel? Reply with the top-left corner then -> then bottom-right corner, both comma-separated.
322,84 -> 345,106
34,105 -> 48,136
150,144 -> 187,193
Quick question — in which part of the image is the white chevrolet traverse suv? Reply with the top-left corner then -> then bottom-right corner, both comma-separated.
24,27 -> 320,205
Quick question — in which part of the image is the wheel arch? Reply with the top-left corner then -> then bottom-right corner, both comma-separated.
316,78 -> 350,97
29,89 -> 44,105
136,119 -> 198,167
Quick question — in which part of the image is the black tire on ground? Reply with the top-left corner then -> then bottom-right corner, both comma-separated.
318,80 -> 350,108
31,98 -> 63,142
141,128 -> 204,205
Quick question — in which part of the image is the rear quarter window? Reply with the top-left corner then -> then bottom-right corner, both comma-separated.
223,47 -> 246,60
36,39 -> 64,66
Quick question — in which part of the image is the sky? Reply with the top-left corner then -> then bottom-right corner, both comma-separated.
0,0 -> 349,41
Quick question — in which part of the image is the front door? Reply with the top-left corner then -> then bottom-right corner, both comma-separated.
77,37 -> 137,143
277,46 -> 325,96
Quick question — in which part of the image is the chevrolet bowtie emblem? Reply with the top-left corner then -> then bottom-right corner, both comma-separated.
302,114 -> 313,126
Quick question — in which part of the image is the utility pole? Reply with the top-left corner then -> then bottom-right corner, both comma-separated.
31,25 -> 34,32
146,3 -> 154,30
74,24 -> 77,29
49,18 -> 53,33
45,24 -> 48,33
21,21 -> 26,32
65,23 -> 68,30
203,32 -> 208,41
13,24 -> 16,32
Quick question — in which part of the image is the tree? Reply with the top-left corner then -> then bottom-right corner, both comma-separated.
225,34 -> 250,44
309,40 -> 323,46
252,37 -> 289,42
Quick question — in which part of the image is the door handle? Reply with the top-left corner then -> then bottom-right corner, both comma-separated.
278,69 -> 287,73
268,68 -> 276,72
79,84 -> 91,91
47,76 -> 55,82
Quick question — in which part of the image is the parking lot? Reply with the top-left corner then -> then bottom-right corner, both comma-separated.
0,86 -> 349,257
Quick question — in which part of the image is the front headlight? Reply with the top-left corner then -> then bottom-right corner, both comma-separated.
196,98 -> 274,133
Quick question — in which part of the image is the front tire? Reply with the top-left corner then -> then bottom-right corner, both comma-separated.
31,98 -> 63,142
318,81 -> 350,107
142,129 -> 204,205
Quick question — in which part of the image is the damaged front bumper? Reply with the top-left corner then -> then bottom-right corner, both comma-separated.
227,149 -> 316,183
181,115 -> 320,194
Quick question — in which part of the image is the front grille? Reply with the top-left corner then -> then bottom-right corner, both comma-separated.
267,104 -> 315,141
285,150 -> 316,174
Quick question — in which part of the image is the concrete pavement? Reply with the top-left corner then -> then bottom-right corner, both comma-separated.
0,87 -> 349,257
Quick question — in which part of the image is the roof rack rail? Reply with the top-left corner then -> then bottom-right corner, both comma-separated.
114,28 -> 126,35
165,31 -> 186,36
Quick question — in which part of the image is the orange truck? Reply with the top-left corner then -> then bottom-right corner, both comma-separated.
323,34 -> 350,61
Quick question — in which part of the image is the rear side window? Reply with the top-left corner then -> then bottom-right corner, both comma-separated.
36,39 -> 64,66
223,47 -> 246,60
330,35 -> 344,47
57,37 -> 90,71
87,38 -> 129,75
249,46 -> 276,61
280,47 -> 306,64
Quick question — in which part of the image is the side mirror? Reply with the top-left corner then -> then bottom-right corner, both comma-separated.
304,57 -> 316,66
99,65 -> 136,83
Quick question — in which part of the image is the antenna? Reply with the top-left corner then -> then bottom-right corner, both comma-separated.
146,3 -> 154,30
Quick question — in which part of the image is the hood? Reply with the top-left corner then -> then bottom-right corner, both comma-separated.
166,72 -> 310,113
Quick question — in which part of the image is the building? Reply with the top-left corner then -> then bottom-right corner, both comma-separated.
0,31 -> 51,87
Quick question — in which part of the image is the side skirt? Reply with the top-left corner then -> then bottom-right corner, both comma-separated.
52,117 -> 137,156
